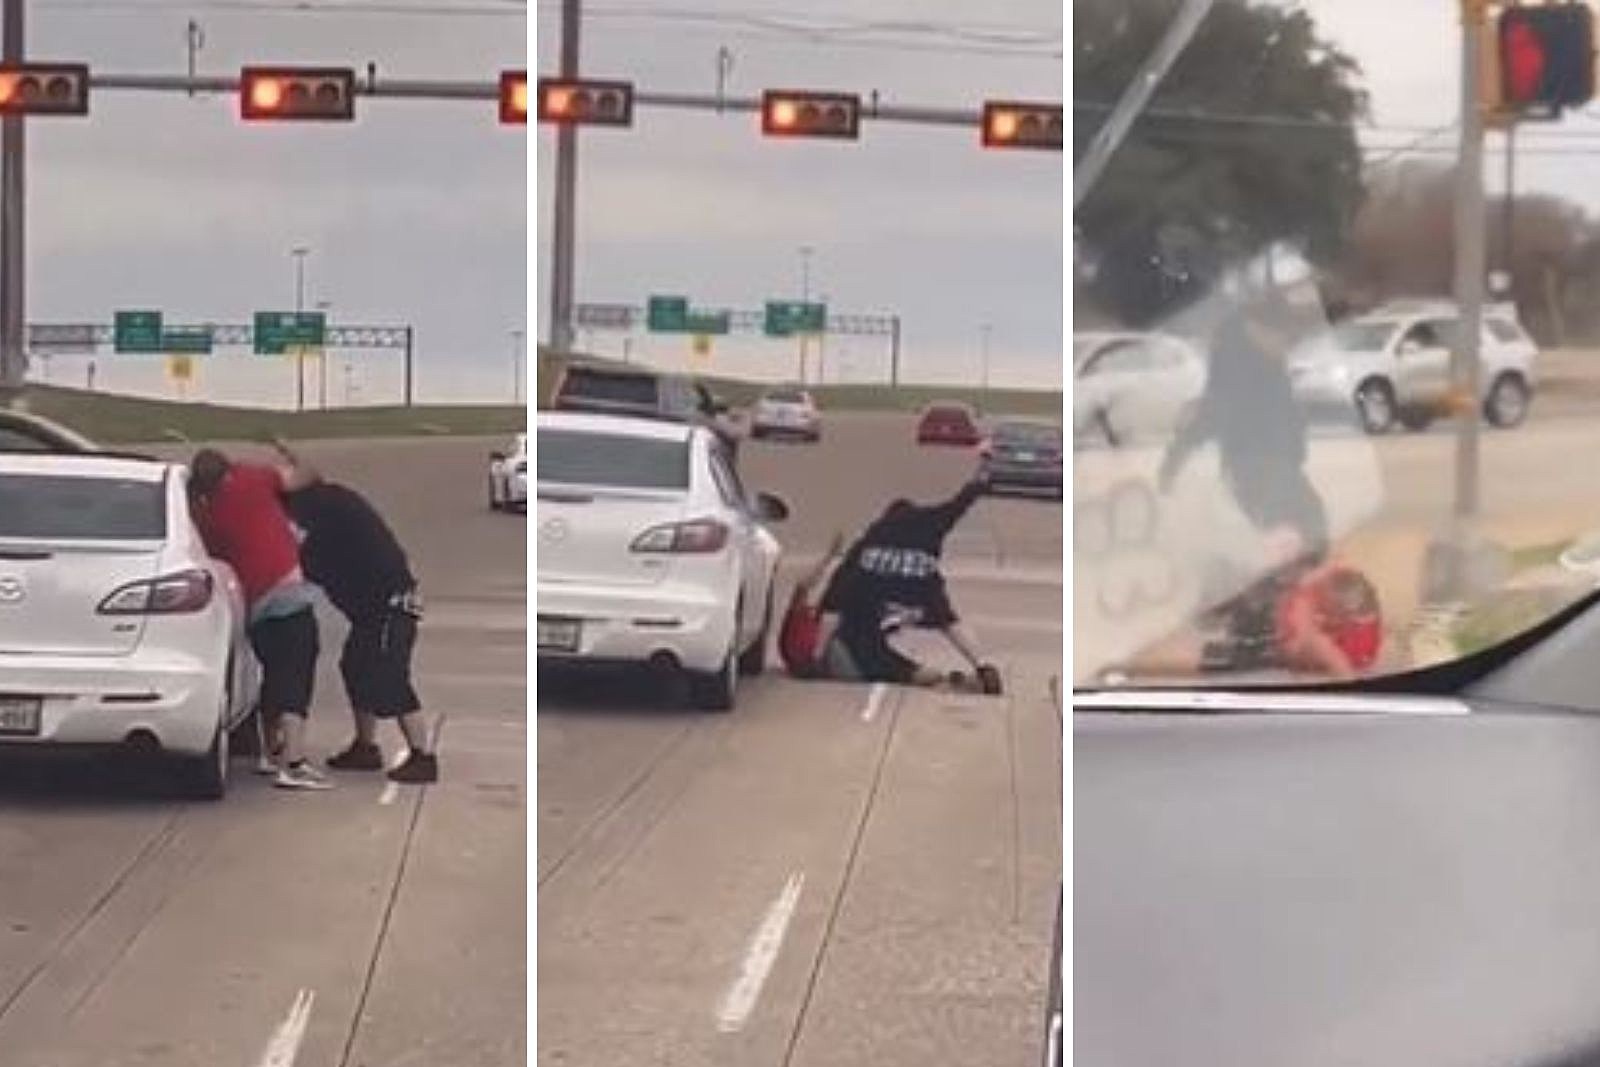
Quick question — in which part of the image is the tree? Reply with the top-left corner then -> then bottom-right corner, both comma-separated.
1074,0 -> 1369,325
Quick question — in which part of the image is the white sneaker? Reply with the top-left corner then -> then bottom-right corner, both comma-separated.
274,761 -> 333,791
254,756 -> 277,776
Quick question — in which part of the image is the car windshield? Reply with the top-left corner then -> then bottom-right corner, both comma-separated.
537,429 -> 690,491
1075,0 -> 1584,692
997,423 -> 1060,446
0,473 -> 165,540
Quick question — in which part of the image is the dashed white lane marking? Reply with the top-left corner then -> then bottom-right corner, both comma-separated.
716,872 -> 805,1034
256,988 -> 314,1067
859,683 -> 889,723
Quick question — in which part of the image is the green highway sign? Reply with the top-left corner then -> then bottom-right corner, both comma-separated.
254,311 -> 327,355
646,295 -> 730,335
162,328 -> 213,355
764,300 -> 826,337
646,295 -> 688,333
114,310 -> 163,353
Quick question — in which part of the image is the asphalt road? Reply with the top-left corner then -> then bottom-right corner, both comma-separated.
537,412 -> 1064,1067
0,435 -> 526,1067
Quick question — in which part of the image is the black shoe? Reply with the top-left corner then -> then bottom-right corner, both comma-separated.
976,664 -> 1004,696
387,751 -> 439,784
327,741 -> 384,771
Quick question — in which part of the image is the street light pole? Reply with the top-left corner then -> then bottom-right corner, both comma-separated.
979,323 -> 992,414
512,328 -> 525,404
797,245 -> 813,384
315,299 -> 332,410
291,246 -> 309,412
547,0 -> 581,353
0,0 -> 25,407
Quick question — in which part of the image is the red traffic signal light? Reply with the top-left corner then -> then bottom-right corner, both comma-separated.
500,70 -> 528,124
982,101 -> 1063,150
240,66 -> 357,122
761,90 -> 860,140
1498,5 -> 1594,112
0,63 -> 89,116
536,78 -> 634,127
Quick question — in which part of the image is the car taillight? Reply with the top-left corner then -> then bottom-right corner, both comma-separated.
99,569 -> 214,615
631,518 -> 730,554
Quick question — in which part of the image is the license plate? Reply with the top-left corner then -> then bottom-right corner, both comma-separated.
0,696 -> 41,736
537,617 -> 581,652
1015,450 -> 1036,462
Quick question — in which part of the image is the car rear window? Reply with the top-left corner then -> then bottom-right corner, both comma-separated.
0,473 -> 166,540
997,423 -> 1061,446
765,390 -> 806,404
557,369 -> 661,408
538,429 -> 690,490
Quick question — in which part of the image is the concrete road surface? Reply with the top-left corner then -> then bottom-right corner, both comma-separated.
537,412 -> 1064,1067
0,436 -> 526,1067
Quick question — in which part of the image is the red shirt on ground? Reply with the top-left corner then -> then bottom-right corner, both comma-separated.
1274,564 -> 1383,672
192,463 -> 301,607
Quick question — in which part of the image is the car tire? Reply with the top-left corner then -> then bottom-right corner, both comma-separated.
738,590 -> 773,677
1485,373 -> 1530,429
1355,379 -> 1396,435
689,647 -> 737,712
1398,406 -> 1435,433
176,715 -> 228,801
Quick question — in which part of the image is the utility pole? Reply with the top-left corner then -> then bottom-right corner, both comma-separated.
1440,0 -> 1491,598
979,323 -> 992,414
291,246 -> 309,412
797,245 -> 813,384
1502,124 -> 1516,286
547,0 -> 580,354
889,314 -> 901,387
0,0 -> 25,407
315,299 -> 332,409
511,328 -> 525,404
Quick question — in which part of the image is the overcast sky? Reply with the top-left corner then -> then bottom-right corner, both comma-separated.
534,1 -> 1064,390
21,0 -> 526,408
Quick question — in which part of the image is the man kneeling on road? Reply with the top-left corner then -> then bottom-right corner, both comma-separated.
189,449 -> 330,791
271,438 -> 439,784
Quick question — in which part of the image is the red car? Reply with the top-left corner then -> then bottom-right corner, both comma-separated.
916,402 -> 982,446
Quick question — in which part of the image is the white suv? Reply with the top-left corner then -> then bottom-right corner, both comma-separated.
1288,302 -> 1538,434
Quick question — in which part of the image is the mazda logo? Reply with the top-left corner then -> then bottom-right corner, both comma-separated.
0,576 -> 23,605
539,519 -> 569,546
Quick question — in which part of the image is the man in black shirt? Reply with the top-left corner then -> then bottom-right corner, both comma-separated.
272,439 -> 439,783
818,472 -> 1002,694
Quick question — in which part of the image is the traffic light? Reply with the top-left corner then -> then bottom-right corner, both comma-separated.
761,90 -> 860,140
982,101 -> 1063,150
536,78 -> 634,127
500,70 -> 528,124
1498,4 -> 1594,114
240,66 -> 357,122
0,63 -> 89,117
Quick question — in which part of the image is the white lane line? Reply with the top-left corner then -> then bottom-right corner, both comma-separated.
716,872 -> 805,1034
859,683 -> 889,723
256,988 -> 314,1067
378,781 -> 400,806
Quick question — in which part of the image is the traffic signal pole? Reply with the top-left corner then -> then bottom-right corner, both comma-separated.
0,0 -> 23,405
1453,0 -> 1489,528
547,0 -> 580,354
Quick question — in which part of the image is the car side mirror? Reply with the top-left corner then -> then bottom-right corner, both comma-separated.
752,491 -> 789,523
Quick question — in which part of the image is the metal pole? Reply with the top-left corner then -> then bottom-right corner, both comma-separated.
816,292 -> 828,385
547,0 -> 580,353
890,315 -> 901,387
291,246 -> 308,412
1452,0 -> 1488,529
1502,124 -> 1515,283
315,299 -> 331,409
512,329 -> 524,404
0,0 -> 26,406
403,325 -> 414,407
1073,0 -> 1216,209
798,245 -> 812,383
980,323 -> 992,414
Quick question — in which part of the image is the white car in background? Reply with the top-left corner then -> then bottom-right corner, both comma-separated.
488,432 -> 528,512
0,453 -> 260,799
750,387 -> 822,442
535,411 -> 787,711
1288,301 -> 1538,434
1072,331 -> 1206,448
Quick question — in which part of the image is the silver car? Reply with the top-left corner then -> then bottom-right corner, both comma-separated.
1073,331 -> 1205,448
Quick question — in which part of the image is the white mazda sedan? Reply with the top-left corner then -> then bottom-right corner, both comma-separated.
536,411 -> 787,711
0,453 -> 260,798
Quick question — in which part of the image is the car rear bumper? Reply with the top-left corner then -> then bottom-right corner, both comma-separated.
984,462 -> 1063,489
0,648 -> 225,756
536,581 -> 736,673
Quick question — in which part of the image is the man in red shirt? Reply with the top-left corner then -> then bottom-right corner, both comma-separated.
189,448 -> 330,791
